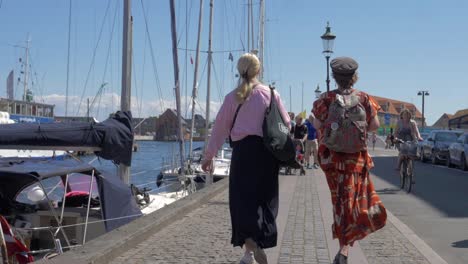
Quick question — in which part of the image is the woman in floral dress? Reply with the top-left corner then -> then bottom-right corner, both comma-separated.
312,57 -> 387,264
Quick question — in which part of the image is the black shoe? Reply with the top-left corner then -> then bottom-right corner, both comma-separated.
333,253 -> 348,264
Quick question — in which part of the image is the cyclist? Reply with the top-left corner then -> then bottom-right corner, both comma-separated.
394,109 -> 423,179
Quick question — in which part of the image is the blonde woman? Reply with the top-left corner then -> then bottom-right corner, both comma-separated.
202,53 -> 290,264
394,109 -> 423,171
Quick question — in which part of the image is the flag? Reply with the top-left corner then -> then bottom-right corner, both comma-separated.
190,55 -> 194,65
299,110 -> 307,119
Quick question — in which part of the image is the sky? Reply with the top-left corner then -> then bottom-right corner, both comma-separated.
0,0 -> 467,124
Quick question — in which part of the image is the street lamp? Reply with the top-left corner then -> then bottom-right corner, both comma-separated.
321,22 -> 336,92
417,90 -> 429,130
315,84 -> 322,99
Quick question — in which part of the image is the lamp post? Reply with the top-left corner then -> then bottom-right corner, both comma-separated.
321,22 -> 336,92
417,90 -> 429,130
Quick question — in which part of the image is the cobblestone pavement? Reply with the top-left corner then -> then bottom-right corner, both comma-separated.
359,221 -> 430,264
111,189 -> 243,264
110,168 -> 435,264
278,175 -> 330,264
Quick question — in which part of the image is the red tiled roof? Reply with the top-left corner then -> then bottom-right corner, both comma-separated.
370,95 -> 423,118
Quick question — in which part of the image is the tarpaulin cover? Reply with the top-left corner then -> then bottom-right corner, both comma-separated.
98,168 -> 142,231
0,111 -> 133,166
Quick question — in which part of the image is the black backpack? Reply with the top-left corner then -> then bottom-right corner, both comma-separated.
263,85 -> 296,162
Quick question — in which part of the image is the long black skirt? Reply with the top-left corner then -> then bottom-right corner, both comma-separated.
229,135 -> 279,249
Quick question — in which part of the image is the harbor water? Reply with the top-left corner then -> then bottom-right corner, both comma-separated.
86,141 -> 205,194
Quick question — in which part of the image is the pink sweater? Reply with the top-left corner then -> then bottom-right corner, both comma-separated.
205,83 -> 290,160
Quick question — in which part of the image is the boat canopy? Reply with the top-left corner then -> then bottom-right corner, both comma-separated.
0,111 -> 134,166
0,157 -> 141,232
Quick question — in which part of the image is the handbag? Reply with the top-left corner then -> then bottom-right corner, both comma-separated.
262,85 -> 296,162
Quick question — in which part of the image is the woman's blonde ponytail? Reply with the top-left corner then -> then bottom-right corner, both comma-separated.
235,53 -> 261,103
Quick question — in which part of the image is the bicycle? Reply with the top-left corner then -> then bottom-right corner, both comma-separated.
397,139 -> 416,193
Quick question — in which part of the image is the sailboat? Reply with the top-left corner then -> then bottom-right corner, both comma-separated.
0,0 -> 195,261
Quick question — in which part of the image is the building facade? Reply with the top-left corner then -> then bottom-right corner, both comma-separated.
370,95 -> 423,135
448,109 -> 468,131
0,98 -> 55,123
132,116 -> 158,136
431,113 -> 453,130
154,109 -> 189,141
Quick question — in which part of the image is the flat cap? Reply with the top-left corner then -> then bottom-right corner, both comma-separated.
330,57 -> 358,76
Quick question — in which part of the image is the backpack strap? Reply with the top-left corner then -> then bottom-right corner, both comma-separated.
229,84 -> 261,147
229,103 -> 243,147
267,85 -> 276,113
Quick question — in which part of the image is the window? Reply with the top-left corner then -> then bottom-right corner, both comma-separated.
15,173 -> 99,206
435,132 -> 459,142
16,176 -> 64,205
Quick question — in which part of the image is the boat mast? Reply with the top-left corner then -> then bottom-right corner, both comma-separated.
247,0 -> 250,52
23,37 -> 30,101
65,0 -> 72,116
189,0 -> 204,159
169,0 -> 186,174
204,0 -> 214,184
258,0 -> 265,81
250,0 -> 254,52
119,0 -> 132,184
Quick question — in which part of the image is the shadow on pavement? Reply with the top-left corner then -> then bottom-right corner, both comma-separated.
452,239 -> 468,248
371,156 -> 468,218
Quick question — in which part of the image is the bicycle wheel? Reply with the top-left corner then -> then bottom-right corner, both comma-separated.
400,160 -> 406,189
404,159 -> 413,193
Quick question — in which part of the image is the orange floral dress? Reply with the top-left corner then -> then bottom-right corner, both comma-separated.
312,89 -> 387,247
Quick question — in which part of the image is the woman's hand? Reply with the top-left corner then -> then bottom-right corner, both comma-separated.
201,159 -> 214,173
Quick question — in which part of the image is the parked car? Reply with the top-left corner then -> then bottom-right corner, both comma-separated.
447,133 -> 468,170
416,132 -> 429,158
420,130 -> 463,164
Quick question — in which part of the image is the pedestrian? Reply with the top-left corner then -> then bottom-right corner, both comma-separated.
288,112 -> 296,136
312,57 -> 387,264
385,134 -> 392,149
292,116 -> 308,142
304,115 -> 319,169
202,53 -> 290,264
371,132 -> 377,151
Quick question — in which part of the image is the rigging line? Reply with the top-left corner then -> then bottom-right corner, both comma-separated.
139,29 -> 148,119
75,0 -> 112,116
132,51 -> 140,118
184,0 -> 194,117
96,0 -> 119,119
176,0 -> 194,48
140,0 -> 165,114
219,1 -> 225,100
177,48 -> 244,53
224,0 -> 233,50
210,58 -> 223,102
184,0 -> 188,118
